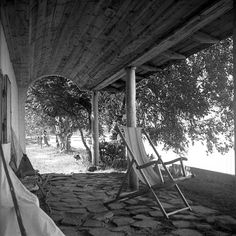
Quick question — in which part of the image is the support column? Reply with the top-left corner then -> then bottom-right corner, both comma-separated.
126,66 -> 139,189
91,90 -> 100,166
233,0 -> 236,176
18,87 -> 27,161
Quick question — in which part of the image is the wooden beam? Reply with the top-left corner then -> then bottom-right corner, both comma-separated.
105,86 -> 123,93
94,68 -> 126,90
95,0 -> 232,90
233,0 -> 236,177
110,81 -> 124,88
192,31 -> 219,44
161,50 -> 186,60
126,66 -> 139,190
91,91 -> 100,166
140,64 -> 162,72
131,0 -> 231,66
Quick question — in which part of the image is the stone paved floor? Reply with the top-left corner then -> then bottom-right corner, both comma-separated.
39,172 -> 236,236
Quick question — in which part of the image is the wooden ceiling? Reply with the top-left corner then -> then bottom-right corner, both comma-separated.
0,0 -> 233,91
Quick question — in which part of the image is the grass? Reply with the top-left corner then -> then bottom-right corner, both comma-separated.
26,144 -> 87,174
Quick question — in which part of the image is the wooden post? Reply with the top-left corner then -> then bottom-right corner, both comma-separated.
126,66 -> 139,189
18,87 -> 27,155
91,90 -> 100,166
234,0 -> 236,176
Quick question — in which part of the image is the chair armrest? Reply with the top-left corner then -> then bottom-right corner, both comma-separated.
164,157 -> 187,165
164,157 -> 188,177
136,160 -> 159,170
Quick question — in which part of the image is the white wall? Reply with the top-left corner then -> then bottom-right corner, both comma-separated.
0,22 -> 20,153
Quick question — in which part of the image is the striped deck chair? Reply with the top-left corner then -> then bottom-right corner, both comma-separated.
105,126 -> 194,219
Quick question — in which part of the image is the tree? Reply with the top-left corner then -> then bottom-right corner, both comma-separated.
26,76 -> 92,157
100,37 -> 233,155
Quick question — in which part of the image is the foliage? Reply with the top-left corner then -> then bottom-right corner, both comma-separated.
100,38 -> 233,155
26,76 -> 92,154
26,38 -> 234,157
99,141 -> 127,169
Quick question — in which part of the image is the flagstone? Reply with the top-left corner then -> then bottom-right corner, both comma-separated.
65,208 -> 87,214
212,215 -> 236,231
108,202 -> 126,210
88,228 -> 125,236
192,205 -> 218,215
110,225 -> 132,233
38,172 -> 236,236
51,214 -> 64,223
83,219 -> 104,227
168,198 -> 184,205
172,220 -> 192,228
113,209 -> 131,216
129,208 -> 152,215
126,205 -> 149,210
125,199 -> 139,205
60,198 -> 81,204
91,192 -> 108,199
193,222 -> 212,231
171,214 -> 199,221
131,220 -> 160,228
61,212 -> 88,226
133,214 -> 155,220
93,211 -> 114,222
113,216 -> 135,226
211,230 -> 233,236
82,199 -> 104,206
152,202 -> 174,209
59,226 -> 80,236
148,210 -> 164,218
172,228 -> 203,236
86,203 -> 108,213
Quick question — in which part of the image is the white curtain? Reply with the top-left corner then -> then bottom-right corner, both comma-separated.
0,143 -> 65,236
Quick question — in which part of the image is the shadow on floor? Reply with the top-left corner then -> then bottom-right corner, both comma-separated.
36,172 -> 236,236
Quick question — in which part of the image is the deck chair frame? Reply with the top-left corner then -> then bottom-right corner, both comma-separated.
105,126 -> 194,219
10,129 -> 47,197
16,153 -> 47,197
0,145 -> 27,236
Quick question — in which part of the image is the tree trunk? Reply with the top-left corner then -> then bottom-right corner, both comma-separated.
66,132 -> 72,151
78,127 -> 92,162
56,135 -> 60,148
55,116 -> 73,152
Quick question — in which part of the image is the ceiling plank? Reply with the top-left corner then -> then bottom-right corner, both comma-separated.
94,0 -> 232,90
131,0 -> 231,66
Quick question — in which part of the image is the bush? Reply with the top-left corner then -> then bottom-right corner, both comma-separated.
99,141 -> 127,170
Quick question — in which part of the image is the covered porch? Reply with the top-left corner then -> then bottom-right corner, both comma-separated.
1,0 -> 236,235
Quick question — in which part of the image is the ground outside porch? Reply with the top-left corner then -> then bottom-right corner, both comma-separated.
36,172 -> 236,236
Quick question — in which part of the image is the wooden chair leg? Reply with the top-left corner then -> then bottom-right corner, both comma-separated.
149,187 -> 169,219
174,183 -> 192,210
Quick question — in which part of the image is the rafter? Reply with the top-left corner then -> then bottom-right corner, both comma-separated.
131,0 -> 231,66
192,31 -> 219,44
94,0 -> 232,90
161,50 -> 186,60
140,64 -> 162,72
94,69 -> 126,90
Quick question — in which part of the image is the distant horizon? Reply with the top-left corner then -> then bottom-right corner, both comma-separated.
144,140 -> 235,175
49,134 -> 235,176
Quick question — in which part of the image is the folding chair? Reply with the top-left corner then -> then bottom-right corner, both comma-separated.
105,126 -> 194,219
16,153 -> 46,195
10,129 -> 46,196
